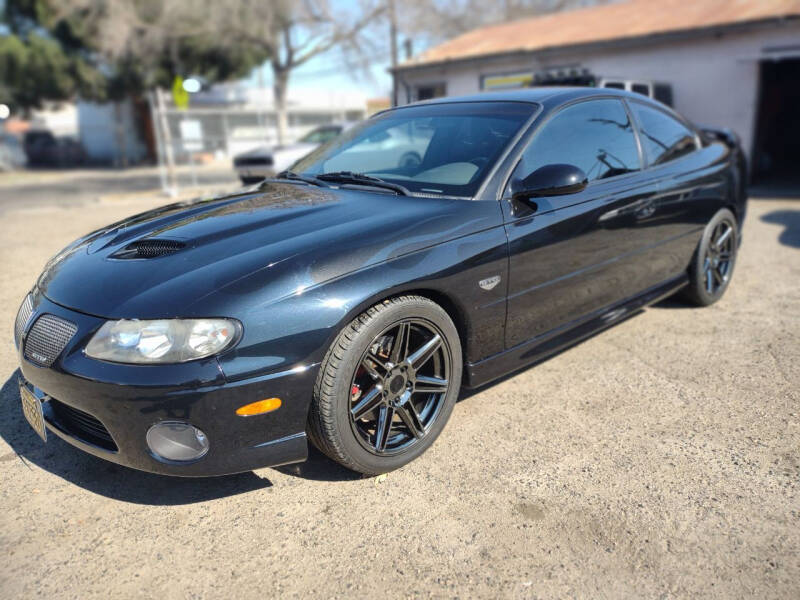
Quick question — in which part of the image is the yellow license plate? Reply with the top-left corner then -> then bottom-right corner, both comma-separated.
20,385 -> 47,442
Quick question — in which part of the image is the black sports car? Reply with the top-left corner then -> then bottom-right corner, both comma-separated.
14,88 -> 747,476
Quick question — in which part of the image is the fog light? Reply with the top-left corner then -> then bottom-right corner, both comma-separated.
146,421 -> 209,462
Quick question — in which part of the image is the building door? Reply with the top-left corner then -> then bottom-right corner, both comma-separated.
753,59 -> 800,190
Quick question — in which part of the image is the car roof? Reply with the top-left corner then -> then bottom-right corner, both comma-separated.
405,86 -> 661,110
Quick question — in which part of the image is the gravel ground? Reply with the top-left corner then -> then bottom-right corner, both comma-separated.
0,189 -> 797,599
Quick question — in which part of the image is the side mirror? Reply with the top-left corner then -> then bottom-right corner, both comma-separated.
512,164 -> 588,203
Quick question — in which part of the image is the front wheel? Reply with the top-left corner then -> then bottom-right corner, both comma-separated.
680,208 -> 739,306
308,296 -> 462,475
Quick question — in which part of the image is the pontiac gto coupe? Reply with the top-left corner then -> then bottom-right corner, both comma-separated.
14,88 -> 746,476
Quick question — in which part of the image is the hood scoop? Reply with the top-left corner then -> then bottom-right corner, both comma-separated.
111,239 -> 187,259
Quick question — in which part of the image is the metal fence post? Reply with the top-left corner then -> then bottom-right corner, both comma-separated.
155,87 -> 178,196
148,91 -> 168,194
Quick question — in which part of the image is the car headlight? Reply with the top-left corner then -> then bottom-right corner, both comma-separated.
85,319 -> 239,364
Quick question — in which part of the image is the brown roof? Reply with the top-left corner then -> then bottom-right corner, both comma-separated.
400,0 -> 800,68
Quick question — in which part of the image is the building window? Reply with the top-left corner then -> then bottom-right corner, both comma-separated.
415,83 -> 446,101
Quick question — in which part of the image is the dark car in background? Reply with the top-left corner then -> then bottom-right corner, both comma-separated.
15,88 -> 746,477
23,130 -> 86,168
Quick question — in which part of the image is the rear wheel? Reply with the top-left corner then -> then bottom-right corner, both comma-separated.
680,208 -> 739,306
308,296 -> 462,475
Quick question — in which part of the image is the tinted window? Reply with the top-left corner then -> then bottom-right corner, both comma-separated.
511,99 -> 640,184
293,102 -> 536,197
631,103 -> 697,165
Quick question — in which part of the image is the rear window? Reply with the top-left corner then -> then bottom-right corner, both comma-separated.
631,103 -> 698,166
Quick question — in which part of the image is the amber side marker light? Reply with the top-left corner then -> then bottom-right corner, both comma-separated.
236,398 -> 282,416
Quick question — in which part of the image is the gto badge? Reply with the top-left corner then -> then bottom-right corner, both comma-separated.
478,275 -> 501,291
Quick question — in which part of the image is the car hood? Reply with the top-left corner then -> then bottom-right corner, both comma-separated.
38,183 -> 496,319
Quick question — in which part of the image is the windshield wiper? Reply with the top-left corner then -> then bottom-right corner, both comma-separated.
317,171 -> 410,196
267,170 -> 328,187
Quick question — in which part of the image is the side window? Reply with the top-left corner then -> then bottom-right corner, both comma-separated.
630,103 -> 697,166
511,99 -> 640,185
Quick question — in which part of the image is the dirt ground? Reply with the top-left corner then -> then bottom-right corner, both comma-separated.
0,189 -> 797,599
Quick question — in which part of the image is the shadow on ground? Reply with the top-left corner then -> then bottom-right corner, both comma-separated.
760,209 -> 800,248
0,370 -> 358,504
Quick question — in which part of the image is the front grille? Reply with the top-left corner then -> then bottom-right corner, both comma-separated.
14,294 -> 33,346
49,399 -> 117,451
24,314 -> 78,367
112,239 -> 186,259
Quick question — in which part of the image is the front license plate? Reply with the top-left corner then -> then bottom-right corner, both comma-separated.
20,385 -> 47,442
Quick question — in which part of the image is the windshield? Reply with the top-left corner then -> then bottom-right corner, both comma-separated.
291,102 -> 537,197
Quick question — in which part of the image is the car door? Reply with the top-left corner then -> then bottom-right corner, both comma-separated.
626,100 -> 729,283
501,97 -> 662,348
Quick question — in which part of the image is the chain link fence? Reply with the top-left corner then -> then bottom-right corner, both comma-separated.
150,94 -> 367,193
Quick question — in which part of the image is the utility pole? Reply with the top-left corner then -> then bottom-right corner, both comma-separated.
389,0 -> 398,107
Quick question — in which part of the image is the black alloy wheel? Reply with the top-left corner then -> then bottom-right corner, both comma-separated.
681,208 -> 739,306
349,319 -> 450,455
702,219 -> 735,295
308,295 -> 462,475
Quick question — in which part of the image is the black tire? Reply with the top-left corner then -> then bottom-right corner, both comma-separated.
308,295 -> 462,475
680,208 -> 739,306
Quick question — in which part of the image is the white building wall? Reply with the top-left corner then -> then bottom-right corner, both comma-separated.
78,99 -> 147,165
398,23 -> 800,159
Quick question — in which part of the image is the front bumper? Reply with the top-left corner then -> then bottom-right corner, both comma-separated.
16,294 -> 314,477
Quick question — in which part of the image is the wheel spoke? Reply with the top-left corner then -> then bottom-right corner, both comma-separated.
374,405 -> 394,451
396,402 -> 424,439
414,375 -> 449,394
351,386 -> 384,420
709,223 -> 719,247
363,353 -> 390,380
712,267 -> 724,286
407,334 -> 442,371
705,266 -> 714,293
715,225 -> 732,249
390,322 -> 410,364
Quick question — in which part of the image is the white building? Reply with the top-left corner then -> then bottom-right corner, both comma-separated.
393,0 -> 800,186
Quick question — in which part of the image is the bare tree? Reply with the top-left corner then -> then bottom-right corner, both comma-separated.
216,0 -> 386,145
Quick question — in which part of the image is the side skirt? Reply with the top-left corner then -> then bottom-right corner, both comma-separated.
464,275 -> 688,388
